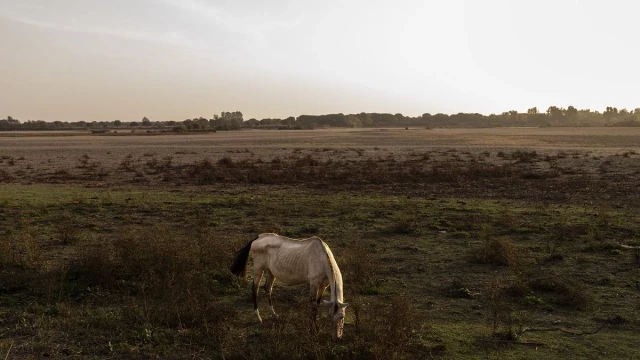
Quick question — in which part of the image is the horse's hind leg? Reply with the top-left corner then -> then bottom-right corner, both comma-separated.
252,269 -> 264,323
263,269 -> 278,318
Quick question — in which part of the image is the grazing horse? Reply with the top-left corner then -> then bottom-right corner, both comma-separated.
230,233 -> 347,339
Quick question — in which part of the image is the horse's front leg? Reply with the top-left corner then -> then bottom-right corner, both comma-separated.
309,284 -> 320,322
263,270 -> 278,318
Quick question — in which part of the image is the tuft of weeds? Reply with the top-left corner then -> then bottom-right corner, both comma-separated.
0,168 -> 12,182
53,211 -> 80,245
471,237 -> 520,267
77,154 -> 90,168
118,154 -> 135,172
295,154 -> 320,167
385,212 -> 420,235
527,276 -> 591,310
51,168 -> 76,181
218,156 -> 235,168
511,150 -> 538,163
67,243 -> 117,288
0,226 -> 41,269
446,278 -> 475,299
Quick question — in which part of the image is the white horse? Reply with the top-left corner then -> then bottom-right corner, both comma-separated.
230,233 -> 347,339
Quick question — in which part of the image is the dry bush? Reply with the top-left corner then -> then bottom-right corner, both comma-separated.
0,168 -> 13,182
110,226 -> 236,328
295,154 -> 320,167
385,212 -> 420,235
358,296 -> 430,359
178,155 -> 521,187
511,150 -> 538,163
344,241 -> 377,298
217,156 -> 235,167
471,237 -> 520,266
527,276 -> 591,310
521,170 -> 561,179
51,168 -> 76,181
0,226 -> 41,269
53,211 -> 80,245
66,243 -> 117,288
77,154 -> 90,168
343,240 -> 377,331
247,306 -> 331,360
188,158 -> 219,184
118,154 -> 135,172
246,295 -> 429,359
429,162 -> 514,182
484,274 -> 515,339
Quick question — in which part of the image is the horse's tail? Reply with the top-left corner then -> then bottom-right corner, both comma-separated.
230,236 -> 258,278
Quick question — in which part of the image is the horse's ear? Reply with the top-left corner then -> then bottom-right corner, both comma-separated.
338,302 -> 348,309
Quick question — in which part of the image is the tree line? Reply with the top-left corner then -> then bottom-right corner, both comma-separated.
3,107 -> 640,131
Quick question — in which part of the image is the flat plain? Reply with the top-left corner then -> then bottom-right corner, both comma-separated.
1,127 -> 640,359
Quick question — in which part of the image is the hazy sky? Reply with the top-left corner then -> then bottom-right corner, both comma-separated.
1,0 -> 637,122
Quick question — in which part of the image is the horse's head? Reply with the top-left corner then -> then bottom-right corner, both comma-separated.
323,300 -> 348,339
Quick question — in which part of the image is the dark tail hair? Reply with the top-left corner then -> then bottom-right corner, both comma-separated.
230,236 -> 258,278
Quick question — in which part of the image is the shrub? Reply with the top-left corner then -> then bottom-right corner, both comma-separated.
485,274 -> 516,340
0,226 -> 41,269
528,277 -> 591,310
218,156 -> 235,167
110,226 -> 235,327
471,237 -> 519,266
54,211 -> 80,245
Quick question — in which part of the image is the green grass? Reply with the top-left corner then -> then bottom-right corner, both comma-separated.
1,184 -> 639,358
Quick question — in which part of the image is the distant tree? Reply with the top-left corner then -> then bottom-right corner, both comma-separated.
370,113 -> 397,126
527,107 -> 539,115
566,106 -> 578,118
244,118 -> 260,128
194,117 -> 209,129
282,116 -> 296,127
357,113 -> 373,126
114,120 -> 122,127
142,117 -> 151,126
508,110 -> 519,122
431,113 -> 450,126
546,106 -> 564,122
604,107 -> 618,121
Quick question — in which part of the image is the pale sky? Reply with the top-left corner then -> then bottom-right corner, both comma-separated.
0,0 -> 637,122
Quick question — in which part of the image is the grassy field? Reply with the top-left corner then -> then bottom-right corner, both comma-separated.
1,128 -> 640,359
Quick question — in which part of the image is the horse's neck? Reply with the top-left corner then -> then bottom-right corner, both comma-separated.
323,246 -> 343,303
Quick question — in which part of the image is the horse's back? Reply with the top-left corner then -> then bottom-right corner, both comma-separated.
251,233 -> 326,285
251,233 -> 320,252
